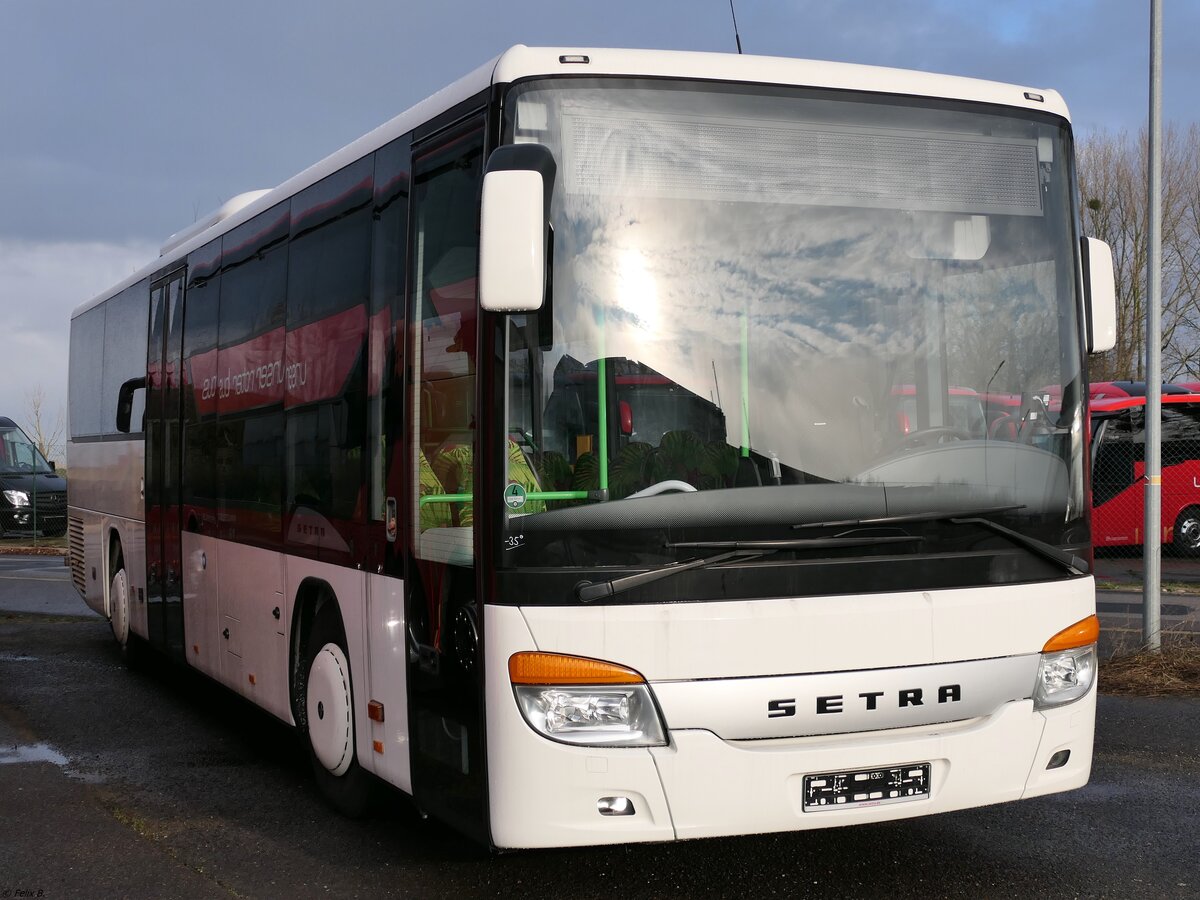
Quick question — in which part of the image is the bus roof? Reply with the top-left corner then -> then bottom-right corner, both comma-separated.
72,45 -> 1070,320
1091,393 -> 1200,414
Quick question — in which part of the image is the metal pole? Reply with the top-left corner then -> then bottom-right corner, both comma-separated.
1143,0 -> 1163,651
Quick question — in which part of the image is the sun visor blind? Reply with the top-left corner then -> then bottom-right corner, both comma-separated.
561,111 -> 1044,217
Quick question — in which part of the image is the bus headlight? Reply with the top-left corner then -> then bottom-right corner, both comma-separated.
3,490 -> 29,507
509,652 -> 667,747
1034,645 -> 1096,709
1034,615 -> 1099,710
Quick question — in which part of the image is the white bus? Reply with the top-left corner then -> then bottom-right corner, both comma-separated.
68,46 -> 1117,849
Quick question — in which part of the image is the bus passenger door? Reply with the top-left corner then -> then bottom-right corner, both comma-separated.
404,116 -> 488,842
1092,409 -> 1141,545
145,268 -> 187,659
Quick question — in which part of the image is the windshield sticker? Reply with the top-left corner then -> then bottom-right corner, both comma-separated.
504,483 -> 528,510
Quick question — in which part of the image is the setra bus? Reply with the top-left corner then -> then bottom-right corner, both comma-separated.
68,46 -> 1116,849
1091,393 -> 1200,555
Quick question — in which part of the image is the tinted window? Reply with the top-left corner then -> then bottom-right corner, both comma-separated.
284,156 -> 375,535
220,205 -> 288,346
288,157 -> 373,325
100,283 -> 150,435
68,305 -> 105,437
1162,405 -> 1200,468
182,242 -> 221,511
185,240 -> 221,357
286,404 -> 361,520
218,411 -> 284,515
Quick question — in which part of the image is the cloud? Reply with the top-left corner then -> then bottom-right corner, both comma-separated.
0,238 -> 158,444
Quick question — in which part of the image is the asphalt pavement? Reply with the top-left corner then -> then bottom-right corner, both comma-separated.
0,554 -> 1197,898
0,552 -> 96,618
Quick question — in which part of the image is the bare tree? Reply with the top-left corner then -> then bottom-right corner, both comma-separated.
22,385 -> 65,464
1079,126 -> 1200,383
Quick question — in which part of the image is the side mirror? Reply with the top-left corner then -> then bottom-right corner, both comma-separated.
1082,237 -> 1117,354
116,376 -> 146,434
479,144 -> 556,313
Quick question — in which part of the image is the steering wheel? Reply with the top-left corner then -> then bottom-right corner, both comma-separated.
897,426 -> 971,450
626,480 -> 698,499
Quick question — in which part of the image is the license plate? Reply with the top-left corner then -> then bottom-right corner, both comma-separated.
802,763 -> 931,811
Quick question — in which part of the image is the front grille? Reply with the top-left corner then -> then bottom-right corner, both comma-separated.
68,516 -> 86,597
32,490 -> 67,514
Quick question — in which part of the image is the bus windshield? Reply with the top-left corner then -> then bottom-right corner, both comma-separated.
494,78 -> 1086,596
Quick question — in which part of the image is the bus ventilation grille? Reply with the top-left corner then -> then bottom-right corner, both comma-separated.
68,517 -> 86,597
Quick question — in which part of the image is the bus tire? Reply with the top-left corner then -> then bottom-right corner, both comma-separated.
1173,507 -> 1200,556
109,560 -> 142,666
300,605 -> 374,817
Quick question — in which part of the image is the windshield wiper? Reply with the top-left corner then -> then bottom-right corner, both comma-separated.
793,505 -> 1086,576
575,535 -> 921,603
792,505 -> 1025,530
947,516 -> 1089,576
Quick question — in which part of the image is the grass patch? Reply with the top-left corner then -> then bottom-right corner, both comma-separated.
1101,642 -> 1200,696
1096,579 -> 1200,595
0,536 -> 67,555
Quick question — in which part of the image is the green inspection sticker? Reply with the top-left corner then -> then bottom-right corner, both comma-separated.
503,482 -> 527,510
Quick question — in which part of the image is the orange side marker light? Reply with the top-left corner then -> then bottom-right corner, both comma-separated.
1042,614 -> 1100,652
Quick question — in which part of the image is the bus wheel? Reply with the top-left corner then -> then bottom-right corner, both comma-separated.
301,609 -> 374,816
1173,508 -> 1200,556
109,563 -> 135,659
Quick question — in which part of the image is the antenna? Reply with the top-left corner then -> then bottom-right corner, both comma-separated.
728,0 -> 744,54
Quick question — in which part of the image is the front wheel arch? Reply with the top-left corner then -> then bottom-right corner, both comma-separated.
290,581 -> 375,816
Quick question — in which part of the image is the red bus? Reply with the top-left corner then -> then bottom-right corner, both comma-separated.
1091,394 -> 1200,554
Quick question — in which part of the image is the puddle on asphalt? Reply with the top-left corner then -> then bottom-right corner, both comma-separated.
0,742 -> 69,766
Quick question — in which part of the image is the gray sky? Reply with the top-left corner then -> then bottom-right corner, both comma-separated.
2,0 -> 1197,455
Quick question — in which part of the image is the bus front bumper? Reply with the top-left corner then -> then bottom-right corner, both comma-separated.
487,690 -> 1095,849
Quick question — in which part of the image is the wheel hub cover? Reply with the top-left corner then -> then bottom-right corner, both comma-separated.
306,643 -> 353,776
110,570 -> 129,646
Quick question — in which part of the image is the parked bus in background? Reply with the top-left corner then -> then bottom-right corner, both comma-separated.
1092,393 -> 1200,555
1089,381 -> 1190,400
68,46 -> 1116,850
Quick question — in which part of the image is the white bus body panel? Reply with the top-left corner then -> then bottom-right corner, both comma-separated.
485,579 -> 1095,848
182,531 -> 221,679
514,579 -> 1093,679
364,571 -> 412,793
492,46 -> 1071,122
178,538 -> 411,790
67,436 -> 146,631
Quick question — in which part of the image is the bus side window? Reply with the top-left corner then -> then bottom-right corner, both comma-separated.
1093,411 -> 1138,508
1162,405 -> 1200,469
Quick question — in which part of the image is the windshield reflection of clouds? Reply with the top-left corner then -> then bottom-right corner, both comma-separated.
512,82 -> 1082,491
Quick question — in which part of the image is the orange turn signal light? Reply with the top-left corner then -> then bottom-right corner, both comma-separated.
1042,614 -> 1100,652
509,652 -> 645,686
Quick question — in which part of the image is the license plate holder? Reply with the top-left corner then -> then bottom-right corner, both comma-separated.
802,762 -> 931,811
